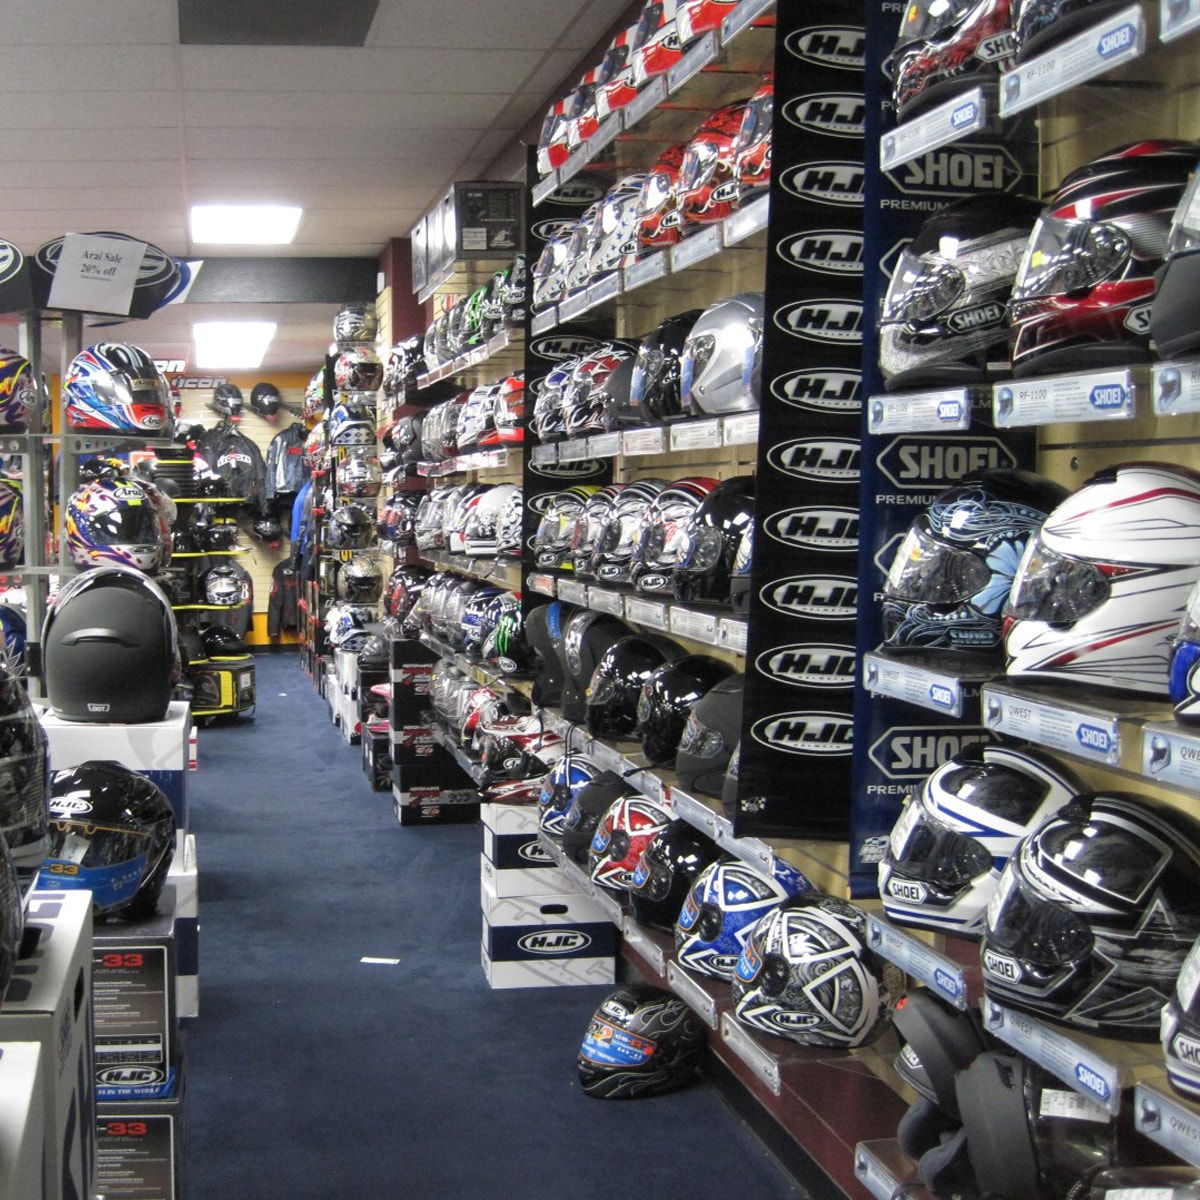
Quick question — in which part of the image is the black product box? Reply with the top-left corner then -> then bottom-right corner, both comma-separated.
95,1062 -> 186,1200
362,729 -> 391,792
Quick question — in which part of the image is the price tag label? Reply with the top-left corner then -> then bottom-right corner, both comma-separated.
855,1144 -> 906,1200
670,419 -> 722,451
587,587 -> 624,617
993,368 -> 1136,427
865,914 -> 969,1008
530,307 -> 557,335
1141,723 -> 1200,790
668,31 -> 716,92
529,444 -> 557,466
625,597 -> 668,629
719,1012 -> 782,1095
863,652 -> 969,719
623,250 -> 668,291
587,272 -> 620,307
1151,360 -> 1200,415
719,618 -> 748,654
671,224 -> 723,271
666,961 -> 720,1028
723,194 -> 769,245
881,86 -> 988,170
588,432 -> 621,458
670,606 -> 718,643
625,75 -> 668,126
557,580 -> 588,605
622,427 -> 666,456
621,916 -> 667,976
868,387 -> 973,434
558,438 -> 591,462
525,573 -> 556,597
557,291 -> 590,322
531,174 -> 560,207
1134,1082 -> 1200,1168
983,686 -> 1121,765
722,0 -> 775,41
722,413 -> 759,445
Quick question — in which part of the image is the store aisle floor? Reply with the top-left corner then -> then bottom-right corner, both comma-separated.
185,651 -> 806,1200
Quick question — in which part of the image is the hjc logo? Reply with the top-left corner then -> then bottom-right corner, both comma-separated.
782,94 -> 866,139
757,644 -> 856,688
530,335 -> 603,361
762,508 -> 859,552
766,438 -> 860,484
550,181 -> 606,206
759,575 -> 858,620
770,369 -> 861,414
776,230 -> 864,277
774,300 -> 863,345
750,712 -> 854,756
784,27 -> 867,70
98,1067 -> 165,1086
780,162 -> 865,205
516,930 -> 592,955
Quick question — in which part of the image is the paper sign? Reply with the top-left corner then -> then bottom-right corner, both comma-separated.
47,232 -> 144,315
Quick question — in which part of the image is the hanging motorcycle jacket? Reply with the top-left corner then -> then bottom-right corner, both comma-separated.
264,421 -> 310,508
198,422 -> 267,517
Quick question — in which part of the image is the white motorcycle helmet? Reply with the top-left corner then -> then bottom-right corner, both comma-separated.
1004,462 -> 1200,695
531,225 -> 577,311
463,483 -> 520,557
680,292 -> 764,415
587,174 -> 648,279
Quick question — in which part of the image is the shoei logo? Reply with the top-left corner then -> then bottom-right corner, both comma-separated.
517,840 -> 551,865
867,727 -> 988,778
1076,724 -> 1112,753
782,94 -> 866,139
531,217 -> 578,243
934,968 -> 963,1000
516,929 -> 592,955
1089,383 -> 1128,410
888,145 -> 1022,196
766,437 -> 860,484
784,27 -> 866,70
0,240 -> 23,285
950,99 -> 978,130
946,301 -> 1004,333
1075,1063 -> 1111,1101
780,162 -> 865,206
977,33 -> 1015,62
877,436 -> 1013,490
885,878 -> 927,903
97,1066 -> 166,1087
776,230 -> 864,277
762,507 -> 859,552
527,457 -> 606,480
928,684 -> 955,709
529,334 -> 604,361
774,300 -> 863,345
756,643 -> 856,689
750,711 -> 854,756
936,399 -> 964,423
86,703 -> 111,714
770,369 -> 861,414
982,948 -> 1021,981
49,796 -> 94,817
759,575 -> 858,620
1098,22 -> 1135,56
1171,1031 -> 1200,1066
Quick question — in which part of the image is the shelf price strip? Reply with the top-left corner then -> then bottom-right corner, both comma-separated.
865,914 -> 971,1009
982,685 -> 1121,766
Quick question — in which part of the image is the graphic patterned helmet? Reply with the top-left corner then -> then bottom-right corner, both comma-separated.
632,0 -> 683,83
678,101 -> 751,227
64,343 -> 171,434
40,760 -> 176,919
1008,140 -> 1196,377
0,349 -> 42,432
333,303 -> 378,346
626,310 -> 703,425
329,397 -> 377,447
302,367 -> 326,420
534,486 -> 598,570
66,476 -> 169,572
483,605 -> 541,679
881,194 -> 1042,391
211,382 -> 243,418
882,470 -> 1068,656
680,293 -> 763,415
734,72 -> 773,201
336,554 -> 383,604
629,819 -> 722,932
590,478 -> 668,585
588,175 -> 648,279
463,483 -> 519,557
638,143 -> 688,250
326,603 -> 374,652
481,373 -> 524,448
732,893 -> 901,1048
334,345 -> 384,393
1004,462 -> 1200,695
0,664 -> 49,884
631,477 -> 718,594
562,342 -> 638,439
0,479 -> 22,569
577,983 -> 706,1099
494,485 -> 525,560
0,602 -> 26,675
678,0 -> 745,40
531,225 -> 577,312
1012,0 -> 1129,62
537,753 -> 602,840
981,791 -> 1200,1039
202,563 -> 248,607
530,355 -> 581,443
338,450 -> 383,500
327,503 -> 376,550
878,743 -> 1083,937
675,856 -> 813,979
588,793 -> 672,892
636,653 -> 735,766
673,475 -> 755,607
571,484 -> 623,577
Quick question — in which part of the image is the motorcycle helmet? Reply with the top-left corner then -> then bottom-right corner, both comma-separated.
594,23 -> 643,120
559,770 -> 637,863
445,483 -> 492,556
39,761 -> 175,919
250,515 -> 284,546
483,605 -> 540,679
333,303 -> 378,346
675,856 -> 813,979
881,194 -> 1043,391
981,790 -> 1200,1038
327,503 -> 376,550
1004,462 -> 1200,695
632,0 -> 683,83
334,345 -> 383,394
303,422 -> 327,471
336,554 -> 383,604
531,224 -> 577,312
734,72 -> 773,201
383,564 -> 429,625
577,983 -> 706,1099
1162,937 -> 1200,1102
590,477 -> 669,585
631,476 -> 718,595
887,0 -> 1017,121
637,653 -> 735,767
329,396 -> 377,447
0,602 -> 26,675
459,586 -> 504,659
455,382 -> 497,454
673,475 -> 755,607
0,349 -> 42,432
526,600 -> 574,707
0,479 -> 22,569
1009,140 -> 1196,377
338,451 -> 383,500
494,485 -> 525,560
537,752 -> 602,840
588,175 -> 647,279
674,673 -> 744,798
480,373 -> 524,449
438,394 -> 469,460
302,367 -> 326,420
561,203 -> 605,297
882,469 -> 1069,657
585,634 -> 683,739
211,382 -> 243,418
65,476 -> 169,572
1013,0 -> 1130,62
561,610 -> 630,724
64,343 -> 171,434
563,342 -> 638,440
638,143 -> 688,250
462,483 -> 519,557
201,562 -> 248,607
479,723 -> 565,788
198,624 -> 247,658
728,519 -> 754,615
878,743 -> 1084,937
680,293 -> 763,415
678,100 -> 750,227
571,484 -> 622,577
249,381 -> 282,419
326,603 -> 374,653
0,664 -> 48,883
732,893 -> 900,1047
0,831 -> 20,999
414,487 -> 453,552
42,566 -> 178,723
438,577 -> 482,649
630,819 -> 722,931
534,486 -> 597,570
678,0 -> 746,41
1152,163 -> 1200,360
625,310 -> 703,426
530,355 -> 581,444
588,793 -> 671,892
383,336 -> 424,399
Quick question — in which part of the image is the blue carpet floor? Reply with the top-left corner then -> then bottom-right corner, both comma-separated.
184,650 -> 806,1200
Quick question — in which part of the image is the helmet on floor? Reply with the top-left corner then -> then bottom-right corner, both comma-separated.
65,476 -> 169,573
630,819 -> 722,932
40,760 -> 176,919
588,793 -> 671,892
63,343 -> 171,434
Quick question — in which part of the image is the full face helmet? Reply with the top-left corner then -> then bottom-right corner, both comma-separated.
336,554 -> 383,604
881,194 -> 1043,391
595,23 -> 644,120
531,224 -> 577,312
674,673 -> 744,798
633,0 -> 683,83
463,483 -> 519,557
981,791 -> 1200,1039
571,484 -> 623,577
562,341 -> 638,440
413,487 -> 453,552
1152,165 -> 1200,360
202,562 -> 248,607
0,479 -> 22,569
631,476 -> 718,595
383,564 -> 430,627
728,521 -> 753,615
637,653 -> 735,767
673,475 -> 755,607
734,72 -> 773,201
732,893 -> 901,1048
1004,462 -> 1200,695
211,382 -> 243,419
1008,140 -> 1197,378
326,603 -> 374,653
329,396 -> 377,447
630,819 -> 722,931
481,373 -> 524,448
438,578 -> 482,649
577,983 -> 706,1099
882,469 -> 1069,657
494,485 -> 525,560
479,722 -> 565,788
1162,936 -> 1200,1102
585,634 -> 683,740
679,293 -> 764,416
455,382 -> 497,454
534,486 -> 598,570
678,101 -> 751,228
588,793 -> 671,892
561,610 -> 630,724
327,503 -> 376,551
249,381 -> 282,420
537,752 -> 602,840
878,743 -> 1084,937
458,586 -> 503,659
590,478 -> 669,585
483,605 -> 541,679
338,450 -> 383,500
1012,0 -> 1130,62
66,476 -> 170,572
64,343 -> 171,434
0,349 -> 42,432
678,0 -> 747,40
886,0 -> 1017,121
530,355 -> 582,444
0,601 -> 26,675
562,203 -> 606,297
334,345 -> 383,394
39,761 -> 175,920
303,423 -> 327,471
638,143 -> 688,251
588,175 -> 648,279
302,368 -> 326,420
333,303 -> 378,346
626,310 -> 703,425
675,856 -> 813,979
444,484 -> 492,556
0,664 -> 49,884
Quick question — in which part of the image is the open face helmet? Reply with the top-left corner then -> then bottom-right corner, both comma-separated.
338,450 -> 382,500
674,673 -> 744,799
1004,462 -> 1200,695
327,503 -> 375,551
571,484 -> 623,577
0,480 -> 22,569
480,373 -> 524,448
577,983 -> 706,1099
734,73 -> 773,201
981,791 -> 1200,1039
1009,140 -> 1196,377
673,475 -> 755,607
0,350 -> 43,432
637,653 -> 735,767
733,894 -> 901,1048
40,760 -> 175,919
675,856 -> 813,979
66,476 -> 169,572
638,143 -> 688,250
630,819 -> 721,931
329,396 -> 377,447
678,101 -> 750,227
590,478 -> 669,585
64,343 -> 171,434
562,341 -> 637,439
881,195 -> 1043,390
538,752 -> 602,840
631,476 -> 718,595
882,469 -> 1069,657
680,293 -> 763,415
588,175 -> 648,279
879,743 -> 1084,937
334,345 -> 383,394
588,793 -> 671,892
534,486 -> 597,570
336,554 -> 383,604
626,310 -> 703,425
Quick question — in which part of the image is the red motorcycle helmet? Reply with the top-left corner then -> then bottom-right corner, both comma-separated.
734,73 -> 773,202
638,143 -> 688,251
678,101 -> 751,227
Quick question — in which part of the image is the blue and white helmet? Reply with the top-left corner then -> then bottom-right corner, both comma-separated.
325,603 -> 374,652
64,343 -> 171,435
537,753 -> 602,840
674,855 -> 812,979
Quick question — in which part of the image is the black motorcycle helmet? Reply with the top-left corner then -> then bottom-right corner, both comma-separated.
629,819 -> 722,932
198,624 -> 247,658
336,554 -> 384,605
674,672 -> 744,799
40,760 -> 176,920
0,663 -> 49,885
560,610 -> 629,724
0,832 -> 21,1004
1013,0 -> 1130,62
483,606 -> 541,679
327,504 -> 376,551
211,382 -> 243,418
526,601 -> 576,708
560,769 -> 638,863
629,310 -> 703,424
578,983 -> 706,1099
251,515 -> 284,546
249,381 -> 282,419
672,474 -> 755,607
384,564 -> 430,629
637,654 -> 735,767
585,634 -> 684,740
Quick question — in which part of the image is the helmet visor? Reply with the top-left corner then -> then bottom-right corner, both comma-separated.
892,0 -> 976,49
88,503 -> 160,547
984,861 -> 1094,970
884,522 -> 991,603
1011,214 -> 1131,302
1166,170 -> 1200,259
1005,533 -> 1111,626
886,795 -> 993,889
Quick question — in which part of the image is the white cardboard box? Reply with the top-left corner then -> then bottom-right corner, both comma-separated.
166,833 -> 198,1020
0,1042 -> 46,1200
480,803 -> 574,896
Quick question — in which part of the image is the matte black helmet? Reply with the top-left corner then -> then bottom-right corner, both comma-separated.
211,382 -> 243,418
674,672 -> 744,799
249,381 -> 282,419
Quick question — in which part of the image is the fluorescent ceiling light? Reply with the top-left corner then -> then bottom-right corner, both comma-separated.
193,321 -> 277,369
190,204 -> 302,244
